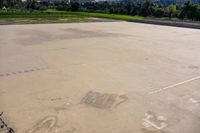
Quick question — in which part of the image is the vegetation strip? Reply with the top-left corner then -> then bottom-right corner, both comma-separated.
0,10 -> 143,20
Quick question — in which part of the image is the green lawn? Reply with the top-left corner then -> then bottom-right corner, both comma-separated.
0,10 -> 144,24
44,10 -> 144,20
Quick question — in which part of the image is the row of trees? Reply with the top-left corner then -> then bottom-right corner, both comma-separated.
0,0 -> 200,21
77,0 -> 200,20
0,0 -> 22,9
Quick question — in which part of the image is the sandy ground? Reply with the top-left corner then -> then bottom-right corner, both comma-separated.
0,22 -> 200,133
0,18 -> 117,25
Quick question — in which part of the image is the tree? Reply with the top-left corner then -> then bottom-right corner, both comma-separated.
179,0 -> 200,20
153,7 -> 165,17
0,0 -> 3,8
26,0 -> 37,10
139,0 -> 154,16
168,4 -> 177,18
70,2 -> 80,11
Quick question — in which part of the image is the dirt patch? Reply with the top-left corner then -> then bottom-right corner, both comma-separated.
81,91 -> 117,109
188,65 -> 199,69
81,91 -> 128,109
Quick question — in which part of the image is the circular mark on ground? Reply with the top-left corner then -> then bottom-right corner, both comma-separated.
56,120 -> 82,133
26,116 -> 57,133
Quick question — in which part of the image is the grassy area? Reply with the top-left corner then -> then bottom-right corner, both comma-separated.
0,10 -> 144,24
44,10 -> 144,20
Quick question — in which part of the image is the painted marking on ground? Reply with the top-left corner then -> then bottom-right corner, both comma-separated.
26,116 -> 57,133
142,112 -> 168,131
0,67 -> 47,77
148,76 -> 200,95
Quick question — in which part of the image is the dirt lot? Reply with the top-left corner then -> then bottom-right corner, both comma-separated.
0,22 -> 200,133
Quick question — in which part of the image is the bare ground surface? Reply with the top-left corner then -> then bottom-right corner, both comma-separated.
0,22 -> 200,133
0,17 -> 117,25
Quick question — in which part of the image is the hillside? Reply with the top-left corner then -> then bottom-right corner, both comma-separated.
154,0 -> 200,5
43,0 -> 200,5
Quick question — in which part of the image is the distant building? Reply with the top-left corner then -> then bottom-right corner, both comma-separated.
2,6 -> 6,10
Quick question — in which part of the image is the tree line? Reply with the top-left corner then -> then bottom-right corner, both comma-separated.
0,0 -> 200,21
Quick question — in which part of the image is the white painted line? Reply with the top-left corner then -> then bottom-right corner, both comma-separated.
148,76 -> 200,95
142,119 -> 167,130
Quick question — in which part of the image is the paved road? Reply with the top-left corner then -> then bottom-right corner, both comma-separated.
0,22 -> 200,133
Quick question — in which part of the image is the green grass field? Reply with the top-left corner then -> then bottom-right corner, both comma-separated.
0,10 -> 144,24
